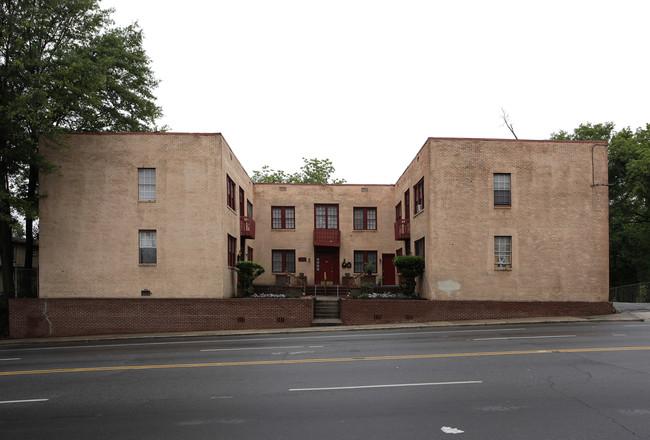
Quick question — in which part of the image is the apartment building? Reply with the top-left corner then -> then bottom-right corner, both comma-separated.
38,133 -> 609,302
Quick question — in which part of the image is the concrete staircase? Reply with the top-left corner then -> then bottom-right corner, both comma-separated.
312,296 -> 342,326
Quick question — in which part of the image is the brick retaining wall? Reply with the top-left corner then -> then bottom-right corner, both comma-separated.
8,298 -> 615,339
340,299 -> 614,325
9,298 -> 314,338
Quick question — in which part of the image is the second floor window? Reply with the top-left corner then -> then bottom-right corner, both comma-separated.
138,168 -> 156,200
226,175 -> 236,210
494,173 -> 511,206
414,178 -> 424,213
315,204 -> 338,229
354,207 -> 377,230
272,206 -> 295,229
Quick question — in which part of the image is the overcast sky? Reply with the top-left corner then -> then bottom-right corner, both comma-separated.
102,0 -> 649,184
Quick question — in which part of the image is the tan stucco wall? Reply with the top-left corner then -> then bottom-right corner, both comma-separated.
39,134 -> 608,303
412,138 -> 609,301
253,184 -> 396,287
39,133 -> 251,298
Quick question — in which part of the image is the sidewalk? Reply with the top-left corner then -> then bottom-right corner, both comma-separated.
0,306 -> 645,346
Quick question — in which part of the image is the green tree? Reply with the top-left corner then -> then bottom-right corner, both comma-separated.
551,122 -> 650,287
235,261 -> 265,296
0,0 -> 162,298
393,255 -> 425,297
252,157 -> 346,184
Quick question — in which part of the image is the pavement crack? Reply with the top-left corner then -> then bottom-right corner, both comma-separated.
546,375 -> 641,438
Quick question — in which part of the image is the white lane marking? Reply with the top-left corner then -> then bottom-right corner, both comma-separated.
441,426 -> 464,434
0,399 -> 49,405
612,334 -> 627,336
0,358 -> 21,361
8,328 -> 527,352
289,381 -> 482,392
474,335 -> 576,341
201,346 -> 311,352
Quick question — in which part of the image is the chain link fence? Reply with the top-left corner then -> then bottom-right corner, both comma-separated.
609,282 -> 650,303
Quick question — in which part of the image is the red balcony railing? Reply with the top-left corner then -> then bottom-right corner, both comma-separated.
313,228 -> 341,247
240,216 -> 256,239
394,219 -> 410,240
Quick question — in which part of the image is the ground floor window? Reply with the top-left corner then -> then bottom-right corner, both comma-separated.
228,235 -> 237,267
494,236 -> 512,269
354,250 -> 377,273
139,230 -> 157,264
272,250 -> 296,273
414,237 -> 425,258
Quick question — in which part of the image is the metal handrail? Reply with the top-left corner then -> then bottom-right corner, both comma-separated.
284,272 -> 306,294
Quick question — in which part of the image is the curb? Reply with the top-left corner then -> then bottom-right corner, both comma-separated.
0,312 -> 642,347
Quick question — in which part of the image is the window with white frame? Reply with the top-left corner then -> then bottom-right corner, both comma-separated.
139,230 -> 157,264
494,173 -> 511,206
138,168 -> 156,200
494,236 -> 512,269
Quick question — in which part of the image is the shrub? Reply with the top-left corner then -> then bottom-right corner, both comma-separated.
360,283 -> 375,295
235,261 -> 265,296
393,255 -> 425,297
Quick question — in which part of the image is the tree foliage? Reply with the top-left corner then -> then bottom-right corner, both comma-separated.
0,0 -> 162,297
251,157 -> 346,184
235,261 -> 265,296
393,255 -> 425,297
551,122 -> 650,286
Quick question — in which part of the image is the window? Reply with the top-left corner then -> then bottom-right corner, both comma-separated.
315,204 -> 338,229
415,237 -> 425,258
494,236 -> 512,269
414,178 -> 424,213
354,207 -> 377,230
396,248 -> 403,257
138,168 -> 156,201
247,200 -> 253,218
395,202 -> 402,221
272,206 -> 295,229
247,246 -> 253,262
404,189 -> 410,220
494,173 -> 511,206
226,175 -> 236,210
354,251 -> 377,273
272,250 -> 295,273
139,230 -> 157,264
239,187 -> 245,216
228,235 -> 237,267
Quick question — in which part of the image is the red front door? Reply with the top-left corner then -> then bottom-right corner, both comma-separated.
382,253 -> 396,285
315,250 -> 339,285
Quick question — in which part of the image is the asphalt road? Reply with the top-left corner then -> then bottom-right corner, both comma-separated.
2,321 -> 650,439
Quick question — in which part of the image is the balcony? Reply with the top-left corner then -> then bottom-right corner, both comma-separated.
313,228 -> 341,247
394,219 -> 410,240
240,216 -> 256,239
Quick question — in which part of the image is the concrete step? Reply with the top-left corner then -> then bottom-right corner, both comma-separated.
311,318 -> 342,327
